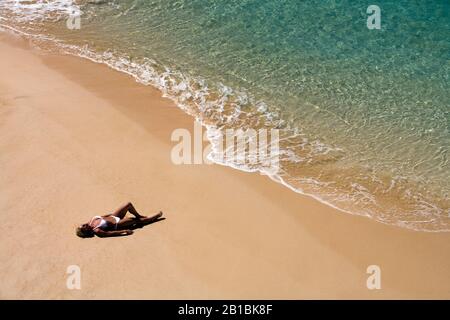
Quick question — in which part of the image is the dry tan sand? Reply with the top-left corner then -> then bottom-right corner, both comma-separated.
0,33 -> 449,299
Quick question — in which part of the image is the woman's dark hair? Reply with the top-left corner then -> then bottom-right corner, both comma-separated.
76,223 -> 95,238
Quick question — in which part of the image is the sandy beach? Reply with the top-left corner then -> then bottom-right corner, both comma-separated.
0,33 -> 449,299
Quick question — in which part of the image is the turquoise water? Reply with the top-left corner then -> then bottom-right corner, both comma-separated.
1,0 -> 449,231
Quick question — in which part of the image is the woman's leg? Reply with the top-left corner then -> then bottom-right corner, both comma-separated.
111,202 -> 144,219
137,212 -> 163,225
116,217 -> 140,229
116,212 -> 162,230
125,202 -> 144,218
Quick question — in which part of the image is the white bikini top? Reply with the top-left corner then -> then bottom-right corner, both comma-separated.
89,216 -> 120,230
89,216 -> 107,230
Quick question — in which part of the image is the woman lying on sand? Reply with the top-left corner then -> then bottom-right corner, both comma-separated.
76,202 -> 163,238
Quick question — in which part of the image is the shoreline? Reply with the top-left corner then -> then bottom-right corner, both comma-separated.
1,32 -> 450,299
1,23 -> 447,233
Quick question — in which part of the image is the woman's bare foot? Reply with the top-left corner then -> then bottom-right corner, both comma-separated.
135,211 -> 163,226
152,211 -> 163,221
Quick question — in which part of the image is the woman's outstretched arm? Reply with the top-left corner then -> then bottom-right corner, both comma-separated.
94,229 -> 133,238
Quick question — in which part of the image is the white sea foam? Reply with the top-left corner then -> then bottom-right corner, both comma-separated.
0,0 -> 80,22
